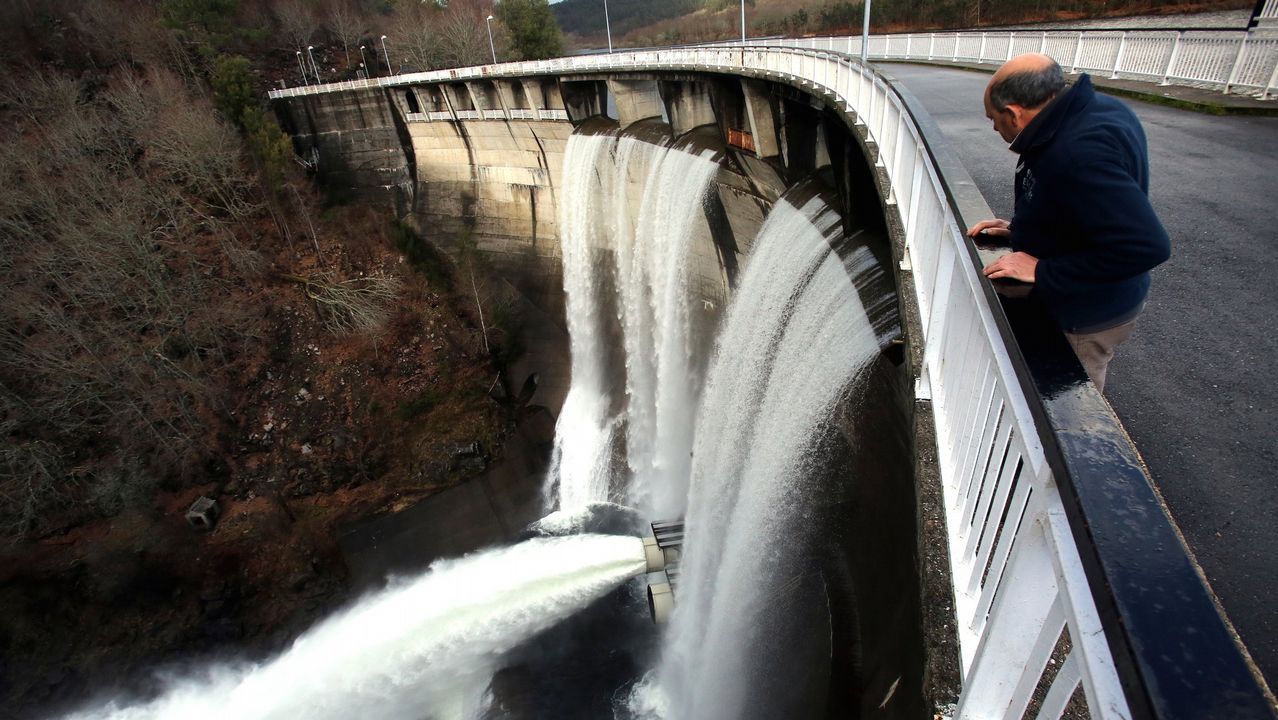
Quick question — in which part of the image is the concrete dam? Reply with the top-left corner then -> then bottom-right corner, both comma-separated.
248,48 -> 1275,720
269,67 -> 929,719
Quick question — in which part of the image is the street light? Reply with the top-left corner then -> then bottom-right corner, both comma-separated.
295,50 -> 309,86
740,0 -> 746,45
603,0 -> 613,53
306,45 -> 321,83
380,35 -> 392,75
860,0 -> 872,64
486,15 -> 497,64
359,45 -> 370,77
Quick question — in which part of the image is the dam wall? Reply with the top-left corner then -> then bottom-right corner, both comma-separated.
269,46 -> 1277,719
271,73 -> 881,325
272,67 -> 930,719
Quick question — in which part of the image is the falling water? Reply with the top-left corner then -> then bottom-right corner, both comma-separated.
548,130 -> 720,516
618,136 -> 720,519
549,131 -> 622,511
65,535 -> 648,720
642,195 -> 896,720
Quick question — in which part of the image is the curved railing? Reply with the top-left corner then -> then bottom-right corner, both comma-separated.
733,26 -> 1278,99
268,48 -> 1274,719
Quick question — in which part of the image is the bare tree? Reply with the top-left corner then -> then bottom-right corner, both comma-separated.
276,0 -> 320,49
437,0 -> 493,68
0,65 -> 262,538
326,0 -> 363,68
393,1 -> 445,71
283,271 -> 403,335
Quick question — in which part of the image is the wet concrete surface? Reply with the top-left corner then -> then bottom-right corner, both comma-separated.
881,62 -> 1278,688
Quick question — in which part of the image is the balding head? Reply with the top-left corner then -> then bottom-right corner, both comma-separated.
982,53 -> 1066,144
988,53 -> 1065,111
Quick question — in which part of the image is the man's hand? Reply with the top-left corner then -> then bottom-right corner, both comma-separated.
966,218 -> 1011,240
983,251 -> 1038,283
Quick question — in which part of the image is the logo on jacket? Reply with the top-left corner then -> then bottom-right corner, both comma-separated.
1021,167 -> 1036,203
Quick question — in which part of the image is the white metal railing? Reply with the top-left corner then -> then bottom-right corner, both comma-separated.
741,28 -> 1278,99
268,48 -> 1132,718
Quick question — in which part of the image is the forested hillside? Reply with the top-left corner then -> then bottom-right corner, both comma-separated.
554,0 -> 1252,48
0,1 -> 556,716
551,0 -> 700,38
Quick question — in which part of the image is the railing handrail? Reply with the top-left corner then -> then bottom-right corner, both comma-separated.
268,47 -> 1275,719
273,25 -> 1278,102
691,27 -> 1278,100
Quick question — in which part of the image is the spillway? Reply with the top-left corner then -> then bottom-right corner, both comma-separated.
250,49 -> 1278,720
250,70 -> 929,720
546,123 -> 906,718
548,126 -> 724,519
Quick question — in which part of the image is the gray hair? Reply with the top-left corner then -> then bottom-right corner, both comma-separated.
990,61 -> 1065,110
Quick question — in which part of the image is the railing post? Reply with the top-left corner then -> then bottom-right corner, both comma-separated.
979,32 -> 987,62
1070,32 -> 1083,71
1040,31 -> 1047,55
1007,31 -> 1016,60
928,33 -> 936,60
1265,45 -> 1278,99
1225,32 -> 1251,93
955,512 -> 1060,720
1161,31 -> 1183,85
1112,31 -> 1128,78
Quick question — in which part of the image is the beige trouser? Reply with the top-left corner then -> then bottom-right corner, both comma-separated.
1064,319 -> 1137,393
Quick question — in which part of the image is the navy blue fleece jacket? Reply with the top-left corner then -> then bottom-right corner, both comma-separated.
1009,74 -> 1171,332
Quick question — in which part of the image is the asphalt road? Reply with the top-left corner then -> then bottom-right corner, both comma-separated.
881,63 -> 1278,688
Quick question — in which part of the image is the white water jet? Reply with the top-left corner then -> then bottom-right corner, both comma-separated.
548,130 -> 719,517
66,535 -> 648,720
652,196 -> 895,720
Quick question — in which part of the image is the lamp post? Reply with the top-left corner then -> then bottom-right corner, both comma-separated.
359,45 -> 369,77
306,45 -> 321,83
380,35 -> 391,75
603,0 -> 613,53
740,0 -> 746,45
486,15 -> 497,64
295,50 -> 309,85
861,0 -> 872,64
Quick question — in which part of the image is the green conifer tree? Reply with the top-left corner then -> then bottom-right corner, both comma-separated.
497,0 -> 565,61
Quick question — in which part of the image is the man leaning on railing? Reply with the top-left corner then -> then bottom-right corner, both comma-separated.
968,53 -> 1172,392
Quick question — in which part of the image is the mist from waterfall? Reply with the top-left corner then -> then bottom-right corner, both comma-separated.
548,130 -> 720,518
63,535 -> 647,720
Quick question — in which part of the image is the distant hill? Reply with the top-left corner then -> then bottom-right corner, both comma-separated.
552,0 -> 1254,48
551,0 -> 701,39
